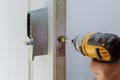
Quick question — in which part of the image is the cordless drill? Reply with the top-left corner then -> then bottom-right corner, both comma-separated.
58,32 -> 120,63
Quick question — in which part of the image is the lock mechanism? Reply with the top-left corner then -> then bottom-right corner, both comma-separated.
27,8 -> 48,60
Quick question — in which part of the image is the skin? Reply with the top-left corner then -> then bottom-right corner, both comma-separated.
90,60 -> 120,80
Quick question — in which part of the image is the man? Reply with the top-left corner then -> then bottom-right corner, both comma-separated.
90,60 -> 120,80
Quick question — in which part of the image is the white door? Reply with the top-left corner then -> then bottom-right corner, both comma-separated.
29,0 -> 55,80
0,0 -> 28,80
29,0 -> 66,80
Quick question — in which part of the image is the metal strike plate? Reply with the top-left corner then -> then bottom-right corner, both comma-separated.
29,8 -> 48,60
56,37 -> 65,57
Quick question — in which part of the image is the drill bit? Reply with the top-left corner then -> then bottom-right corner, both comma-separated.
58,36 -> 74,43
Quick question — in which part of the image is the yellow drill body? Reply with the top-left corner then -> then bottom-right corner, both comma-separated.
58,32 -> 120,63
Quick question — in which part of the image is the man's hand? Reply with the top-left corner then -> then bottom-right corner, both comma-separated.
90,60 -> 120,80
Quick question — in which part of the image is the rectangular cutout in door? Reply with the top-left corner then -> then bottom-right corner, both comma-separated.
29,8 -> 48,60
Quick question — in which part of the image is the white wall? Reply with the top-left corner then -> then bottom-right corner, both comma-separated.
66,0 -> 120,80
0,0 -> 28,80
